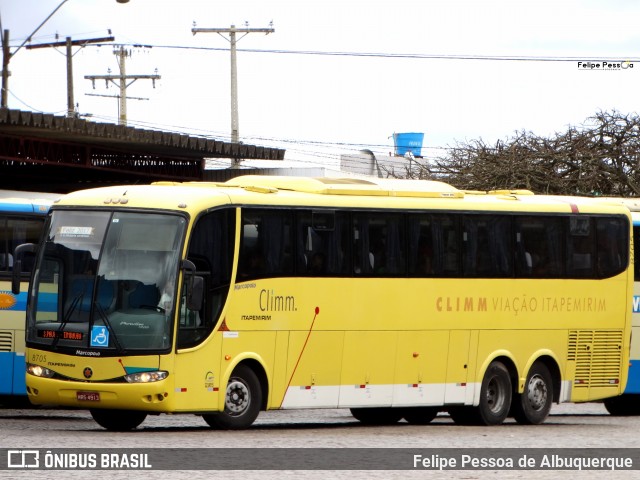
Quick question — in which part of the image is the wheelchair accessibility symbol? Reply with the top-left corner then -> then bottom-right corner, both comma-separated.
90,326 -> 109,347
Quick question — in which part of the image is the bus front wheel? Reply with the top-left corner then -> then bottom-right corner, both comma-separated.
90,409 -> 147,431
203,365 -> 262,430
512,362 -> 553,425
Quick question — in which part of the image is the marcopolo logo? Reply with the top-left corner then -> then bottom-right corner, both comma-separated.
577,61 -> 634,70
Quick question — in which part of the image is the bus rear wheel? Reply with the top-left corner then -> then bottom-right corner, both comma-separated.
203,365 -> 262,430
512,362 -> 553,425
350,407 -> 403,425
90,409 -> 147,431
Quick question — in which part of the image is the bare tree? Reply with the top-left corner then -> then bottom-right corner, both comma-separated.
401,110 -> 640,196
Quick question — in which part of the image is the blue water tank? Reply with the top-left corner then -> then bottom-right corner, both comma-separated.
393,132 -> 424,156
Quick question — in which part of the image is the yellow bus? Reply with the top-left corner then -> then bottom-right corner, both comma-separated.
18,176 -> 633,430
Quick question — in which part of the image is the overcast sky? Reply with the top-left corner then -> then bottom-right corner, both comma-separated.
2,0 -> 639,169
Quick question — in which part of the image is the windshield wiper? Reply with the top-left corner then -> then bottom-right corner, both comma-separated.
51,293 -> 83,349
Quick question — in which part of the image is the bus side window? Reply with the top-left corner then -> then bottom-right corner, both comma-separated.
516,217 -> 541,277
430,214 -> 459,276
408,215 -> 434,277
352,215 -> 373,275
516,216 -> 562,278
238,209 -> 293,280
462,215 -> 511,278
567,217 -> 594,277
378,214 -> 405,275
596,217 -> 628,278
462,216 -> 485,276
298,210 -> 347,277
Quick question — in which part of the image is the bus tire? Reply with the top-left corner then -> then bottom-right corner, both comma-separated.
512,362 -> 553,425
477,361 -> 512,426
350,407 -> 403,425
203,365 -> 262,430
90,409 -> 147,431
402,407 -> 439,425
604,394 -> 640,416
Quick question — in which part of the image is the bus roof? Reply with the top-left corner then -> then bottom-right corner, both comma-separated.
224,175 -> 463,198
612,198 -> 640,212
52,177 -> 632,216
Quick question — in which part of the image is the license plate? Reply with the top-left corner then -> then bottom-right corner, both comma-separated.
77,391 -> 100,402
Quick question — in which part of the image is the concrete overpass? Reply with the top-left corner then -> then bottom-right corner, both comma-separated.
0,108 -> 285,193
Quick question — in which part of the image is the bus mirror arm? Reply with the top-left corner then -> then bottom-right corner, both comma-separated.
181,259 -> 197,273
11,243 -> 35,294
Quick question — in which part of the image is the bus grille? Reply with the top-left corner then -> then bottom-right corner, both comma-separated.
567,330 -> 623,388
0,331 -> 13,352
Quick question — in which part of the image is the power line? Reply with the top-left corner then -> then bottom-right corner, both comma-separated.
83,43 -> 640,63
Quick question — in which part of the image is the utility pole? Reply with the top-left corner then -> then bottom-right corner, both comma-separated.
1,0 -> 128,109
26,35 -> 114,117
1,30 -> 9,108
192,23 -> 274,144
85,45 -> 160,126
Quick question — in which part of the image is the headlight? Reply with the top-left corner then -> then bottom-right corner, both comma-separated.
27,364 -> 55,378
124,371 -> 168,383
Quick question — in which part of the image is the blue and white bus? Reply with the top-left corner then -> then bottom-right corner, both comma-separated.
0,190 -> 57,406
604,199 -> 640,415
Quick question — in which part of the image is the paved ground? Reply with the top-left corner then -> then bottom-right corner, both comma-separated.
0,402 -> 638,479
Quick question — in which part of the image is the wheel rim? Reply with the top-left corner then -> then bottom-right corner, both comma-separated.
225,378 -> 250,415
486,375 -> 507,414
526,374 -> 548,411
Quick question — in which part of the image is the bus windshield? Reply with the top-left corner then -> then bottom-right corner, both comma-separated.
26,210 -> 186,352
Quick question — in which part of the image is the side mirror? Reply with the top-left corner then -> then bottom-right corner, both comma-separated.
181,259 -> 203,311
12,243 -> 35,294
187,276 -> 204,311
